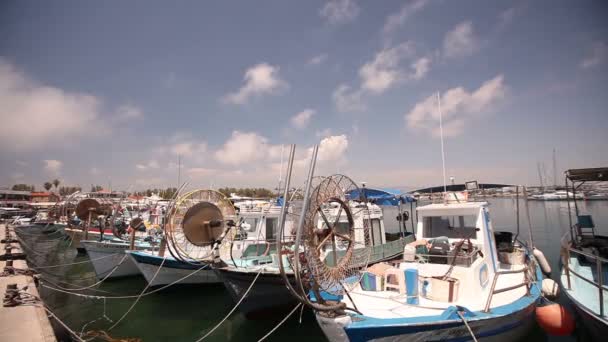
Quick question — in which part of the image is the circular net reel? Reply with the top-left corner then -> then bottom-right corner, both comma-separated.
298,174 -> 372,296
165,189 -> 236,262
48,192 -> 81,222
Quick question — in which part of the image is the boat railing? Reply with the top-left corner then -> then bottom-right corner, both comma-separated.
561,243 -> 607,317
483,262 -> 534,312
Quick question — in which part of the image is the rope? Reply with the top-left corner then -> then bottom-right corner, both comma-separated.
195,268 -> 264,341
44,305 -> 86,342
30,252 -> 116,269
456,310 -> 478,342
257,302 -> 302,342
51,254 -> 128,291
40,262 -> 210,300
107,256 -> 167,330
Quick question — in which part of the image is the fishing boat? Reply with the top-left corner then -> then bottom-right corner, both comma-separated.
290,180 -> 544,341
216,187 -> 416,318
127,189 -> 234,287
560,167 -> 608,341
82,236 -> 159,279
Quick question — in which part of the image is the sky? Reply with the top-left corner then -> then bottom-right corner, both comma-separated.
1,0 -> 607,191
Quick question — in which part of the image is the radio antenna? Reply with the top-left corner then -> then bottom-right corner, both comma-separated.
437,92 -> 448,202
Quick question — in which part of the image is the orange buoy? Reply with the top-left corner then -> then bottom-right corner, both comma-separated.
536,303 -> 575,336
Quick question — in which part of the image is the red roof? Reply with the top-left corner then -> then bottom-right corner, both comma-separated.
31,192 -> 53,197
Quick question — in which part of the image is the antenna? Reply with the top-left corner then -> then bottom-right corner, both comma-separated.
437,92 -> 448,200
277,144 -> 284,196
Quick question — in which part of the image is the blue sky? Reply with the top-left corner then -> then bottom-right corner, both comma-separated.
1,0 -> 607,190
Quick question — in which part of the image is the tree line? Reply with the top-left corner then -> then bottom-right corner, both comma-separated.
217,187 -> 275,198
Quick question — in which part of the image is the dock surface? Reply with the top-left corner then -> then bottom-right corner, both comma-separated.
0,223 -> 57,342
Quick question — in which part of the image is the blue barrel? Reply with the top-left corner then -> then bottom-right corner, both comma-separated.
405,268 -> 419,304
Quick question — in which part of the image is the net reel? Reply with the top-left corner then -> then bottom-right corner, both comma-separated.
164,189 -> 237,263
48,191 -> 81,222
299,174 -> 371,296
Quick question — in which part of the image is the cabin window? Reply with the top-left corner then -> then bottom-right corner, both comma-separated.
242,218 -> 258,232
423,215 -> 478,239
265,217 -> 277,241
371,219 -> 383,246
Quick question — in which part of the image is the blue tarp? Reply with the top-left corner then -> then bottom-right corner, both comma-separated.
347,188 -> 416,206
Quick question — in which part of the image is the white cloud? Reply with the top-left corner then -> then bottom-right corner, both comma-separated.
411,57 -> 431,80
135,160 -> 160,171
580,42 -> 608,69
316,128 -> 333,138
333,43 -> 429,112
215,131 -> 282,166
222,63 -> 288,105
320,0 -> 360,25
0,59 -> 143,151
0,59 -> 105,151
90,167 -> 101,175
43,160 -> 63,176
443,21 -> 478,58
405,75 -> 506,137
333,84 -> 366,112
291,109 -> 315,129
308,54 -> 328,66
316,134 -> 349,161
115,104 -> 144,120
170,141 -> 207,157
383,0 -> 429,35
359,42 -> 415,93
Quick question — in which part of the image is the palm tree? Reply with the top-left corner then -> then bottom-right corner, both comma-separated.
52,179 -> 60,191
43,182 -> 52,191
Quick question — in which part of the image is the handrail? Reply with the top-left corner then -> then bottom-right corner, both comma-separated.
562,243 -> 607,317
483,264 -> 532,312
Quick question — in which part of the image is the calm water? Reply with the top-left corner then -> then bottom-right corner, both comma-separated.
29,199 -> 608,341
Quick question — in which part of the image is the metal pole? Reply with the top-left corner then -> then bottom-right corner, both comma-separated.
598,258 -> 604,317
522,186 -> 535,248
565,175 -> 574,244
277,145 -> 305,301
293,145 -> 319,299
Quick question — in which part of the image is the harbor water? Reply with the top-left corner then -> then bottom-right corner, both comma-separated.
31,198 -> 608,341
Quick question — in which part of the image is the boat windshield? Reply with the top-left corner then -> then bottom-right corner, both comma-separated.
241,243 -> 277,258
423,215 -> 478,239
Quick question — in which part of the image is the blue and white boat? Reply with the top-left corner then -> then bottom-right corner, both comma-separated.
310,198 -> 543,341
127,250 -> 219,286
559,167 -> 608,341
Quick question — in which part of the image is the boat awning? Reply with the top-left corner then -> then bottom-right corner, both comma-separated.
347,188 -> 416,206
566,167 -> 608,182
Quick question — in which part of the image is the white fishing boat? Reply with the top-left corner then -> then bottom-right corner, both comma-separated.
127,189 -> 234,287
560,168 -> 608,341
127,250 -> 219,286
81,238 -> 159,279
311,198 -> 544,341
216,185 -> 416,318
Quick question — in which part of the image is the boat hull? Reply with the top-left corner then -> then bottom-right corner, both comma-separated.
216,268 -> 299,319
317,304 -> 536,342
128,251 -> 219,287
81,241 -> 141,279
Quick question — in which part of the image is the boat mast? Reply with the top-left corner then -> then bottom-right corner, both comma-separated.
552,148 -> 558,189
437,92 -> 448,202
537,162 -> 545,191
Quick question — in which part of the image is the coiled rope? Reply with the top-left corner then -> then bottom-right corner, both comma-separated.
195,268 -> 264,341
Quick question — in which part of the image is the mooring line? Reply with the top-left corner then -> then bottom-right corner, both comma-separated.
107,255 -> 167,330
30,252 -> 116,269
51,254 -> 128,292
457,310 -> 478,342
41,262 -> 211,300
195,268 -> 264,341
257,302 -> 302,342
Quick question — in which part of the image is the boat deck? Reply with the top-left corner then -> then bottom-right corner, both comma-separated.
561,255 -> 608,319
341,260 -> 529,319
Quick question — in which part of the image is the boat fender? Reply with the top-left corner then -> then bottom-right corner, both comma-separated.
533,248 -> 551,276
535,303 -> 575,336
541,278 -> 559,300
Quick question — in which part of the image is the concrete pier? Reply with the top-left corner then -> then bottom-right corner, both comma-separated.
0,223 -> 57,342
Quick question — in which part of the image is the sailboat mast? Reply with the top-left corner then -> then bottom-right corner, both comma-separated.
537,162 -> 545,191
552,148 -> 557,189
437,92 -> 448,199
